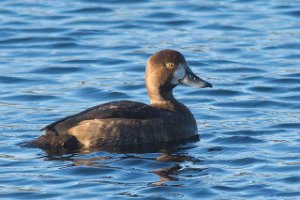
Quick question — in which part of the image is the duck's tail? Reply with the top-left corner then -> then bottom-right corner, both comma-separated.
28,130 -> 82,150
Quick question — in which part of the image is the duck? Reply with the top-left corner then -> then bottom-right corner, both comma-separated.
30,49 -> 212,152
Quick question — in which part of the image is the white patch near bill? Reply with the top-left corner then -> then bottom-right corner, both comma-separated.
171,63 -> 186,85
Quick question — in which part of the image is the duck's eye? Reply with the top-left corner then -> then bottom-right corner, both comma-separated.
165,63 -> 175,69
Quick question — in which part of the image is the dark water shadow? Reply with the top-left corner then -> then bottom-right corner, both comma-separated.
25,140 -> 203,186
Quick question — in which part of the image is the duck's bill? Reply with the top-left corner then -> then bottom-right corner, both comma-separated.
179,67 -> 212,88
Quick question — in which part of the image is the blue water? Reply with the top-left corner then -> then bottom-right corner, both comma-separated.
1,0 -> 300,199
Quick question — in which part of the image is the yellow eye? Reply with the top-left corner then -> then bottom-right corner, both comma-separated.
165,63 -> 175,69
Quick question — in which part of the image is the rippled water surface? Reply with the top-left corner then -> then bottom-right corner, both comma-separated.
1,0 -> 300,199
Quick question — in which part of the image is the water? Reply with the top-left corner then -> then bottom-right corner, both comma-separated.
1,0 -> 300,199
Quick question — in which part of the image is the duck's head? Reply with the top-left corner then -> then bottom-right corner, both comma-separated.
145,49 -> 212,101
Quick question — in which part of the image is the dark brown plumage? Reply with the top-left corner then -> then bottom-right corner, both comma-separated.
30,49 -> 212,153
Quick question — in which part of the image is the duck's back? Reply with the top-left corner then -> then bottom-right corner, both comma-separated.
43,100 -> 160,134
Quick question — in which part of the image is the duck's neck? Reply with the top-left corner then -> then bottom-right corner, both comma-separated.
148,88 -> 183,111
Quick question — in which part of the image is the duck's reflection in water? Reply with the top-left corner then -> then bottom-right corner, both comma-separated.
41,144 -> 205,186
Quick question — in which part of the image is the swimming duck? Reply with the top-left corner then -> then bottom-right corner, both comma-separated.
31,49 -> 212,152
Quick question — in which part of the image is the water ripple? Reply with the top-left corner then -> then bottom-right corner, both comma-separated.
31,67 -> 83,74
0,37 -> 75,45
267,78 -> 300,84
212,67 -> 265,73
2,94 -> 59,102
270,123 -> 300,129
264,43 -> 300,50
66,7 -> 113,14
187,89 -> 244,97
247,86 -> 288,93
283,10 -> 300,18
212,136 -> 264,144
75,87 -> 130,100
214,100 -> 291,109
0,0 -> 300,199
146,12 -> 180,19
0,76 -> 32,84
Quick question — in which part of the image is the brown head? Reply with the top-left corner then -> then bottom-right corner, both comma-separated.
145,49 -> 212,110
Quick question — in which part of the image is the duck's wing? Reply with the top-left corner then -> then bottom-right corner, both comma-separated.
42,100 -> 161,135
